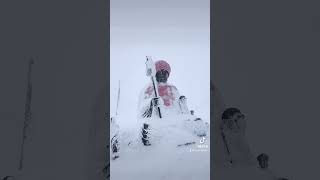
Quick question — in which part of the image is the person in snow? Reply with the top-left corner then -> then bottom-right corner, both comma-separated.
138,60 -> 208,145
220,108 -> 256,166
139,60 -> 182,118
221,107 -> 246,134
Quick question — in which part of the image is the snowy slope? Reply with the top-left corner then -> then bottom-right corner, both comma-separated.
110,84 -> 278,180
111,115 -> 210,180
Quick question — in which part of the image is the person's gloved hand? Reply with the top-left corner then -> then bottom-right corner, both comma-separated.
151,97 -> 160,107
142,97 -> 161,118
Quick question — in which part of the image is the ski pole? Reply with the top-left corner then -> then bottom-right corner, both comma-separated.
19,58 -> 34,171
145,56 -> 162,118
221,129 -> 233,164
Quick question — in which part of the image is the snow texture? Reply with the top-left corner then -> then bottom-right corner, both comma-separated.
111,114 -> 210,180
110,3 -> 211,178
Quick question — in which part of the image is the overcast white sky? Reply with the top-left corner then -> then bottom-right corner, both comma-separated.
110,0 -> 210,128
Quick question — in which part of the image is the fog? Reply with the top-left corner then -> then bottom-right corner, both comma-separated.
110,0 -> 210,129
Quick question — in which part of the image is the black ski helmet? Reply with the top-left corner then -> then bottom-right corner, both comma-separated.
222,107 -> 242,120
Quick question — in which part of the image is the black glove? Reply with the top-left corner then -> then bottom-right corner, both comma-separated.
142,107 -> 152,118
151,97 -> 160,107
141,97 -> 160,118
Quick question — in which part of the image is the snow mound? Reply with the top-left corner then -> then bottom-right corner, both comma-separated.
111,115 -> 210,180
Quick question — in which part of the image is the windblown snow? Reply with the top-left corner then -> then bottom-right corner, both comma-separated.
111,114 -> 210,180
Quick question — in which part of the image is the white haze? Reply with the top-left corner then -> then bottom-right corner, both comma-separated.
110,3 -> 210,129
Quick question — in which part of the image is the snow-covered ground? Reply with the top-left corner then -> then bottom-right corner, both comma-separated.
112,146 -> 209,180
111,115 -> 210,180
